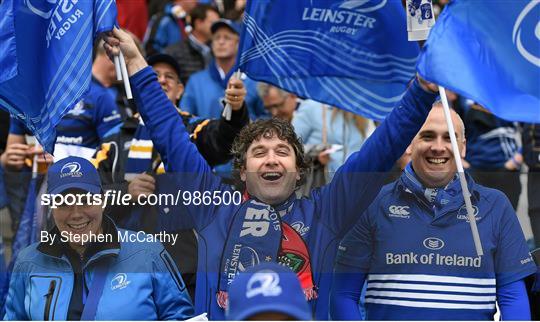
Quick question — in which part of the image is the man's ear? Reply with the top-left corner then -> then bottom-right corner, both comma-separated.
461,139 -> 467,158
405,144 -> 413,155
295,167 -> 301,181
240,166 -> 247,182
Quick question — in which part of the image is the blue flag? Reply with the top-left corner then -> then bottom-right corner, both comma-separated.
238,0 -> 419,121
417,0 -> 540,122
0,0 -> 117,152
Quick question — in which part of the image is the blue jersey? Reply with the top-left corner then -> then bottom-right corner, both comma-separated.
336,166 -> 536,320
130,67 -> 438,319
10,81 -> 121,160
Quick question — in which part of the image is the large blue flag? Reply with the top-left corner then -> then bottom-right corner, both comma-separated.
0,0 -> 117,152
238,0 -> 419,121
417,0 -> 540,122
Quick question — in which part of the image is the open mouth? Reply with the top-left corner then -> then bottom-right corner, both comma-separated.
67,221 -> 90,230
427,157 -> 449,165
261,172 -> 283,181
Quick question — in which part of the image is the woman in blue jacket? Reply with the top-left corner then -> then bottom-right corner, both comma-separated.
3,156 -> 194,320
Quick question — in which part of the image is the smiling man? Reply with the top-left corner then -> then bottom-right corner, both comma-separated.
103,28 -> 440,319
330,104 -> 536,320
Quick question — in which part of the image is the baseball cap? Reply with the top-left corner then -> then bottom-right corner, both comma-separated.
226,263 -> 312,320
211,18 -> 241,35
47,156 -> 101,195
147,53 -> 182,82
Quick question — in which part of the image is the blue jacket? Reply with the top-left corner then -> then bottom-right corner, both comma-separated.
146,4 -> 183,54
180,60 -> 266,120
334,167 -> 537,320
3,220 -> 194,320
131,67 -> 437,319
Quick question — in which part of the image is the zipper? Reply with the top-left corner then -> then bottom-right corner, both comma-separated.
43,280 -> 56,320
79,253 -> 88,307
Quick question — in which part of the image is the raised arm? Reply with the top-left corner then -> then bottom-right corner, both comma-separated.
317,78 -> 438,236
104,29 -> 245,175
103,29 -> 233,229
189,77 -> 250,167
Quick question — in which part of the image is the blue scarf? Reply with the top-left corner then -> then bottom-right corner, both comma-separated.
400,163 -> 477,216
217,196 -> 295,308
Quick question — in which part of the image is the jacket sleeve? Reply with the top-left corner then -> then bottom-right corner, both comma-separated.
190,104 -> 249,167
3,261 -> 29,320
316,79 -> 437,237
152,247 -> 195,320
330,268 -> 366,320
497,279 -> 531,320
131,67 -> 229,230
330,203 -> 375,320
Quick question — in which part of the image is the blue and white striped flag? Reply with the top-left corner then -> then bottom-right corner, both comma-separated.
238,0 -> 419,121
0,0 -> 117,152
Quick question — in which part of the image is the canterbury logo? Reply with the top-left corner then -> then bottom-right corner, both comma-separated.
389,205 -> 410,216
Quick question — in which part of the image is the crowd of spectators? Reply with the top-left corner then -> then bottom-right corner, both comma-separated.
0,0 -> 538,320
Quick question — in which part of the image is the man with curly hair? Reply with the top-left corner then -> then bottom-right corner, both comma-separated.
103,28 -> 438,320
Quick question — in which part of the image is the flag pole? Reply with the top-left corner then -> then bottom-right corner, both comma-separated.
118,51 -> 132,99
406,0 -> 483,257
438,86 -> 483,256
114,55 -> 122,81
